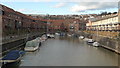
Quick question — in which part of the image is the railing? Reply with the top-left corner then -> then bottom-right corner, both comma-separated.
2,32 -> 45,44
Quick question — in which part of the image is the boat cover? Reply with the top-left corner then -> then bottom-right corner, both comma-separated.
25,40 -> 39,47
2,50 -> 25,60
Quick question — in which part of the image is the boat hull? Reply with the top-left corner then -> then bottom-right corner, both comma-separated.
24,46 -> 39,52
2,59 -> 21,67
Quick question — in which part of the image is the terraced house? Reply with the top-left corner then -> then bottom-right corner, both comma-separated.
86,12 -> 120,38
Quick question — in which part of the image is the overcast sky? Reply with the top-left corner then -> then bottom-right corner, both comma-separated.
0,0 -> 119,15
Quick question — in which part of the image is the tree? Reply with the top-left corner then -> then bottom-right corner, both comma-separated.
100,12 -> 107,15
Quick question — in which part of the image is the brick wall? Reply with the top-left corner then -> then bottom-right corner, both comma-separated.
1,4 -> 47,36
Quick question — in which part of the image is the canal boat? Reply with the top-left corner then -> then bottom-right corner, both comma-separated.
34,37 -> 42,46
83,38 -> 89,41
1,50 -> 25,66
35,37 -> 41,43
55,33 -> 60,36
47,34 -> 51,38
67,34 -> 72,37
92,42 -> 99,47
41,35 -> 47,41
24,40 -> 39,52
79,36 -> 84,39
50,34 -> 55,38
86,39 -> 95,45
47,34 -> 55,38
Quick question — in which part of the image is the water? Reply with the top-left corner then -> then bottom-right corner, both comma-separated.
20,36 -> 119,66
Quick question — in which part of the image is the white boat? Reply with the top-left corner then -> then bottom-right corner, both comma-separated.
35,37 -> 41,43
24,40 -> 39,52
79,36 -> 84,39
47,34 -> 51,38
67,34 -> 71,37
83,38 -> 89,41
93,42 -> 99,47
87,39 -> 95,45
47,34 -> 55,38
87,39 -> 94,42
41,35 -> 47,41
55,33 -> 60,36
50,34 -> 55,38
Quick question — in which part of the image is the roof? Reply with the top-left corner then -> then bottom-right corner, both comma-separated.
89,14 -> 118,22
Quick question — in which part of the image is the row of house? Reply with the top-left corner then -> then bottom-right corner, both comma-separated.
29,14 -> 88,33
86,12 -> 120,32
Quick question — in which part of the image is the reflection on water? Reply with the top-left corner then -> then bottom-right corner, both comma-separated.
19,36 -> 119,66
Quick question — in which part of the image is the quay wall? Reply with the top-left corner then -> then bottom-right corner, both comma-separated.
1,32 -> 45,56
78,31 -> 120,54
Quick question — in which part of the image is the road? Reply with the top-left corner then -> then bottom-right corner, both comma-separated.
20,36 -> 119,66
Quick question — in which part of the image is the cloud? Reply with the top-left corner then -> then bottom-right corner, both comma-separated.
0,0 -> 53,2
70,2 -> 118,12
17,9 -> 42,14
0,0 -> 119,2
54,3 -> 66,8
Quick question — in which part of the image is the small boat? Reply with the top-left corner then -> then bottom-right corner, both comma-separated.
93,42 -> 99,47
87,39 -> 95,45
41,35 -> 47,41
67,34 -> 71,37
55,33 -> 60,36
49,34 -> 55,38
35,37 -> 41,43
47,34 -> 55,38
24,40 -> 39,52
47,34 -> 51,38
79,36 -> 84,39
1,50 -> 25,66
83,38 -> 89,41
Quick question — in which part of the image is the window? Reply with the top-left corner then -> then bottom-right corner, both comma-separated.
33,20 -> 35,22
2,11 -> 4,15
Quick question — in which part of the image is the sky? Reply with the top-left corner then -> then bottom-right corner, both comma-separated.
0,0 -> 119,15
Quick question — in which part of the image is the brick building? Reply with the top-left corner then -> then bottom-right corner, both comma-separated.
1,4 -> 47,37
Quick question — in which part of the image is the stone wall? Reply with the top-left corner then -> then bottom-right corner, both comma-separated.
79,31 -> 120,54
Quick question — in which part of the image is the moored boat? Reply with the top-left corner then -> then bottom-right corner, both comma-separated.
67,34 -> 71,37
79,36 -> 84,39
86,39 -> 95,45
1,50 -> 25,66
83,38 -> 89,41
24,40 -> 39,52
41,35 -> 47,41
92,42 -> 99,47
55,33 -> 60,36
47,34 -> 55,38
